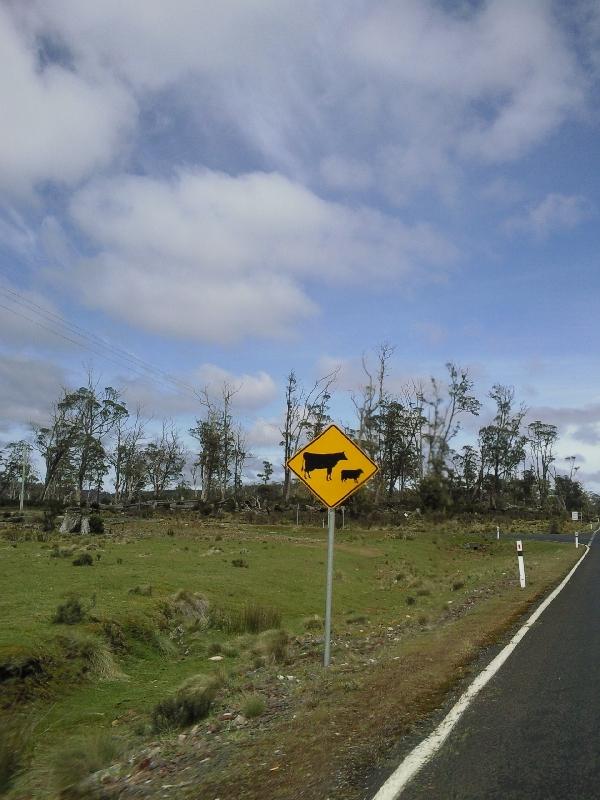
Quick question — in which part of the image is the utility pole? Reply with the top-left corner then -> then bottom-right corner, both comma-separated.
19,442 -> 26,512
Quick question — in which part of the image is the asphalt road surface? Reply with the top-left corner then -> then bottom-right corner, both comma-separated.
393,539 -> 600,800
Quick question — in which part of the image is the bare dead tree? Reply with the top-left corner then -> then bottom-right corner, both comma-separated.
280,368 -> 339,502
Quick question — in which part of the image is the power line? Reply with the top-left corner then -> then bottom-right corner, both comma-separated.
0,300 -> 199,400
0,284 -> 199,397
0,283 -> 197,393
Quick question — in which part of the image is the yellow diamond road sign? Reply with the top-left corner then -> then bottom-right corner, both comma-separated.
287,424 -> 378,508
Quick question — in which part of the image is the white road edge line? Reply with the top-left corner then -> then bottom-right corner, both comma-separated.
372,531 -> 598,800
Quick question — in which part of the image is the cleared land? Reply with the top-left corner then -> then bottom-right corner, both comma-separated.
0,516 -> 581,799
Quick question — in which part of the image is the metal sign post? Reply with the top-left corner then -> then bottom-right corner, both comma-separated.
516,540 -> 526,588
286,424 -> 379,668
324,507 -> 335,667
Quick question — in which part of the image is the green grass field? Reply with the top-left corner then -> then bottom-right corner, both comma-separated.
0,518 -> 581,798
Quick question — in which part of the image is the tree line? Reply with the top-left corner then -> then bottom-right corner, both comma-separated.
0,353 -> 592,514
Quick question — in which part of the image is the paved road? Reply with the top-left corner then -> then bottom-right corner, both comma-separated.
393,539 -> 600,799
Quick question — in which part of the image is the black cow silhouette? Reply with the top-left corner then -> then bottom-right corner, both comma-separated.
341,468 -> 364,483
303,451 -> 348,481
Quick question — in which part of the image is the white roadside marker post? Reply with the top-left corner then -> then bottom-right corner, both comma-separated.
516,540 -> 526,589
575,531 -> 579,549
496,525 -> 500,540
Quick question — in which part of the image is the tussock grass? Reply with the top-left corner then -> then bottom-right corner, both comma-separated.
303,614 -> 323,631
152,673 -> 223,731
346,613 -> 367,624
168,590 -> 210,628
0,718 -> 30,794
128,584 -> 152,596
56,632 -> 127,682
241,694 -> 266,719
50,545 -> 75,559
210,602 -> 281,634
72,551 -> 93,567
252,629 -> 288,664
52,731 -> 121,793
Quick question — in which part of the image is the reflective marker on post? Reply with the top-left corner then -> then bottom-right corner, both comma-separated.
496,525 -> 500,540
516,540 -> 526,588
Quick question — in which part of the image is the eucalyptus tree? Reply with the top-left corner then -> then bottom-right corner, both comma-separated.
527,421 -> 558,507
479,385 -> 528,508
0,441 -> 37,502
143,422 -> 186,499
422,363 -> 481,477
112,408 -> 146,503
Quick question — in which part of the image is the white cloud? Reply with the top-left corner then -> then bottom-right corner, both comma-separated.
0,5 -> 136,197
506,193 -> 591,238
245,418 -> 281,449
65,169 -> 455,342
4,0 -> 588,202
319,156 -> 373,192
0,354 -> 65,430
350,0 -> 584,187
0,209 -> 37,256
192,364 -> 277,411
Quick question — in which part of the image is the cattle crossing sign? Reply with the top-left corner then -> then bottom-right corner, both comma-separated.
286,423 -> 378,509
287,424 -> 378,667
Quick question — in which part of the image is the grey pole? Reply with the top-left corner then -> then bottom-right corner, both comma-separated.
324,506 -> 335,667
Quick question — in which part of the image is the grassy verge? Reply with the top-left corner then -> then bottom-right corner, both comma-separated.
0,520 -> 579,798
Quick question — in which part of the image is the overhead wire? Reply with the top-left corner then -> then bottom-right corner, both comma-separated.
0,283 -> 197,393
0,283 -> 199,398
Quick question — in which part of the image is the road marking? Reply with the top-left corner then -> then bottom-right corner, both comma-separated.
372,535 -> 597,800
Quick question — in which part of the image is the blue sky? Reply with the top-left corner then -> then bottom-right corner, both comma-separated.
1,0 -> 600,484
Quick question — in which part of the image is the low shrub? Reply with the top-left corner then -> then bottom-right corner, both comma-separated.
549,518 -> 562,535
452,580 -> 465,591
151,674 -> 222,731
72,552 -> 93,567
406,595 -> 416,606
231,558 -> 249,568
52,597 -> 86,625
241,694 -> 266,719
88,515 -> 104,534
